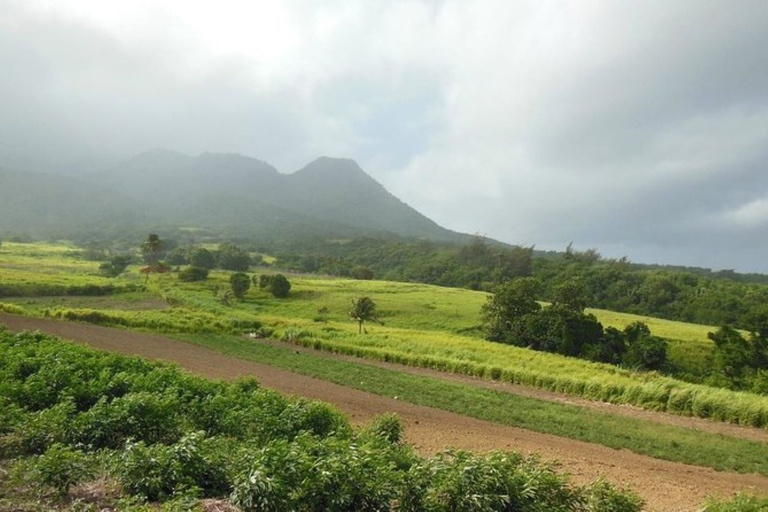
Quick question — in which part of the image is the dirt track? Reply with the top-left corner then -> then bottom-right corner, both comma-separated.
3,313 -> 768,511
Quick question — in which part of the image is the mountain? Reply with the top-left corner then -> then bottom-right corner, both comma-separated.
1,150 -> 468,243
0,167 -> 145,235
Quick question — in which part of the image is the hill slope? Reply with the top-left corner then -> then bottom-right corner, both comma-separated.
0,167 -> 144,235
2,150 -> 467,242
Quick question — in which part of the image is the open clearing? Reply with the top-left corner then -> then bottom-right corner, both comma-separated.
3,313 -> 768,511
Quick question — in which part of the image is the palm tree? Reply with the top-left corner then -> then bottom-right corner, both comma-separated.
349,296 -> 382,334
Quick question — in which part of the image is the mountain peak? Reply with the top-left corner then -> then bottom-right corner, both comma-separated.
295,156 -> 366,176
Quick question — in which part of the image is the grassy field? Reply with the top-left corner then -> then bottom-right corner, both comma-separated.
3,241 -> 768,428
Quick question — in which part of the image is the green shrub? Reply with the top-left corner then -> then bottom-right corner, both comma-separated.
179,266 -> 209,282
584,478 -> 644,512
269,274 -> 291,298
116,432 -> 229,501
30,443 -> 92,497
257,274 -> 273,289
364,413 -> 404,444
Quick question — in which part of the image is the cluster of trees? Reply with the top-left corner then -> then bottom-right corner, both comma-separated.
276,237 -> 534,289
534,256 -> 768,331
482,278 -> 668,371
707,319 -> 768,393
270,237 -> 768,332
167,243 -> 258,272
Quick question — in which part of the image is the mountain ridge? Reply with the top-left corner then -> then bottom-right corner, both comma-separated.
0,150 -> 471,244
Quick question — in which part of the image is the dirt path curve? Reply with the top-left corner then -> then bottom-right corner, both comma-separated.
3,313 -> 768,511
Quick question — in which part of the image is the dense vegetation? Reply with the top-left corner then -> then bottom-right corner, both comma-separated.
482,278 -> 668,371
272,237 -> 768,332
0,328 -> 643,510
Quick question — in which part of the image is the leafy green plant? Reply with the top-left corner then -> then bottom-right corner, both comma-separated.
30,443 -> 91,497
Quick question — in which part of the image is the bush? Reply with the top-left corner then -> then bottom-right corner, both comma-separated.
364,413 -> 404,444
117,432 -> 229,501
269,274 -> 291,298
179,266 -> 209,282
30,443 -> 92,497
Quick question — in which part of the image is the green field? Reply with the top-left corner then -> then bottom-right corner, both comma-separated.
2,241 -> 767,428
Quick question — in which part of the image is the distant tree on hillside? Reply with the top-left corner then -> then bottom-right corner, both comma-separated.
218,244 -> 251,271
350,296 -> 382,334
189,248 -> 216,270
141,234 -> 165,265
269,274 -> 291,298
165,247 -> 188,265
481,278 -> 541,342
99,254 -> 132,278
230,272 -> 251,300
179,266 -> 209,282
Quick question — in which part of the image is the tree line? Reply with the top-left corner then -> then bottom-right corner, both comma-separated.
270,237 -> 768,332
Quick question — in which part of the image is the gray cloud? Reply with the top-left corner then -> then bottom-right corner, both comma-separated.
2,0 -> 768,271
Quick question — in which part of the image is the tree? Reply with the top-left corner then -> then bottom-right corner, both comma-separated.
622,322 -> 668,371
99,254 -> 132,278
708,326 -> 754,387
141,234 -> 165,265
218,244 -> 251,271
269,274 -> 291,298
551,278 -> 589,313
230,272 -> 251,300
189,248 -> 216,270
481,277 -> 541,342
165,247 -> 188,266
350,296 -> 382,334
258,274 -> 273,289
179,266 -> 209,282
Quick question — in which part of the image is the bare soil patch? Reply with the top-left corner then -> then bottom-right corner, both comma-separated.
2,313 -> 768,511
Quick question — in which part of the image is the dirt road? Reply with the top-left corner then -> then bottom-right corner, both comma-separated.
2,313 -> 767,511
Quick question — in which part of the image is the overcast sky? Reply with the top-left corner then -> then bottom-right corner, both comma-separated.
2,1 -> 768,271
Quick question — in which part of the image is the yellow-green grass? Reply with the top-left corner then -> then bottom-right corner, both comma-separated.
139,273 -> 768,427
0,241 -> 139,287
